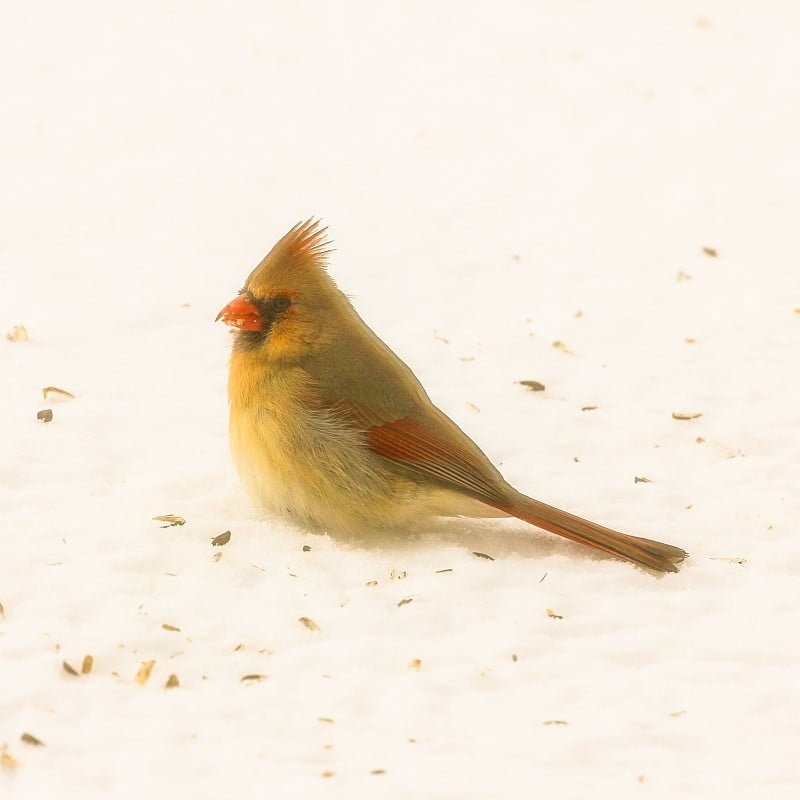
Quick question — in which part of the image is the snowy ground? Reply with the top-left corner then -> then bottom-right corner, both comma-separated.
2,1 -> 799,797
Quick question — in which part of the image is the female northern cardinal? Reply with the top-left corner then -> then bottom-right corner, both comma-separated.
217,219 -> 687,573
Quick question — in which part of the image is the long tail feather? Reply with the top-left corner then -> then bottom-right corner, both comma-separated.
488,492 -> 687,573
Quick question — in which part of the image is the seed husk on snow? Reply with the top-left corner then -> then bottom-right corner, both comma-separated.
517,380 -> 546,392
299,617 -> 320,631
6,325 -> 28,342
165,674 -> 180,689
134,660 -> 156,685
81,655 -> 94,675
21,733 -> 44,746
1,744 -> 19,768
36,409 -> 53,423
211,530 -> 231,547
153,514 -> 186,527
42,386 -> 76,400
472,551 -> 494,561
62,660 -> 79,676
672,412 -> 703,421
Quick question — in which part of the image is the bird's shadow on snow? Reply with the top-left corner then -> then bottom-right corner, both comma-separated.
319,515 -> 612,567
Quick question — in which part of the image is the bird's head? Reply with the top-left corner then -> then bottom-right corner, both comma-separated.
217,219 -> 341,362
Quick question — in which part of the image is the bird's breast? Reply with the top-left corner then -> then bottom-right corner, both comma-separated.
226,357 -> 426,531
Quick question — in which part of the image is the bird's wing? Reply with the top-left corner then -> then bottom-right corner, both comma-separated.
314,385 -> 509,506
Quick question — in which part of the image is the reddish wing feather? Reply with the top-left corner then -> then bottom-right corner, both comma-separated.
366,417 -> 503,501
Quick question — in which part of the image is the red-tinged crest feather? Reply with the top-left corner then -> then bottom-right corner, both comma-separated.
276,218 -> 333,266
243,218 -> 336,300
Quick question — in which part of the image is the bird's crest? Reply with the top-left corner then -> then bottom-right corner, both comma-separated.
269,218 -> 332,268
244,218 -> 336,299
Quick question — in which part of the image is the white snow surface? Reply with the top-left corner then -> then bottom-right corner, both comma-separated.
2,2 -> 799,798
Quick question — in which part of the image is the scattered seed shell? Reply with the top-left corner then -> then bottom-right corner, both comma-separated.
672,412 -> 703,421
6,325 -> 28,342
397,597 -> 414,607
241,674 -> 268,683
408,658 -> 422,670
581,405 -> 598,412
547,608 -> 564,620
634,476 -> 653,484
21,733 -> 44,746
62,660 -> 79,676
552,340 -> 573,354
134,660 -> 156,685
370,769 -> 386,775
544,720 -> 569,726
466,401 -> 480,413
211,530 -> 231,547
162,623 -> 180,632
322,771 -> 335,778
302,545 -> 311,552
434,568 -> 453,574
709,556 -> 747,565
42,386 -> 76,400
518,380 -> 546,392
153,514 -> 186,527
299,617 -> 320,632
81,655 -> 94,675
473,551 -> 494,561
36,409 -> 53,423
365,580 -> 378,587
1,745 -> 19,768
165,674 -> 180,689
702,246 -> 718,257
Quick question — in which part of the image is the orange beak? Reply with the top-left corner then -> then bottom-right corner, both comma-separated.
216,294 -> 263,332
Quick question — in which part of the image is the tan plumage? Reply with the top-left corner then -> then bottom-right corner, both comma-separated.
218,219 -> 688,573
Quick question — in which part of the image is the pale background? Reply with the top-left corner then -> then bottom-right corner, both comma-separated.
2,2 -> 799,798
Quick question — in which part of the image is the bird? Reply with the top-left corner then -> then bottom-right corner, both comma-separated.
217,219 -> 687,573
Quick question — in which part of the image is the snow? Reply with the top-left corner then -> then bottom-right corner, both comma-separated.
2,1 -> 799,797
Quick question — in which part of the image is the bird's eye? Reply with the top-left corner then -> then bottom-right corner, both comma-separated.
271,295 -> 292,313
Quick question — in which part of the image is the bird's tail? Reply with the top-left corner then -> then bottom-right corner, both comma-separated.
487,491 -> 687,573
